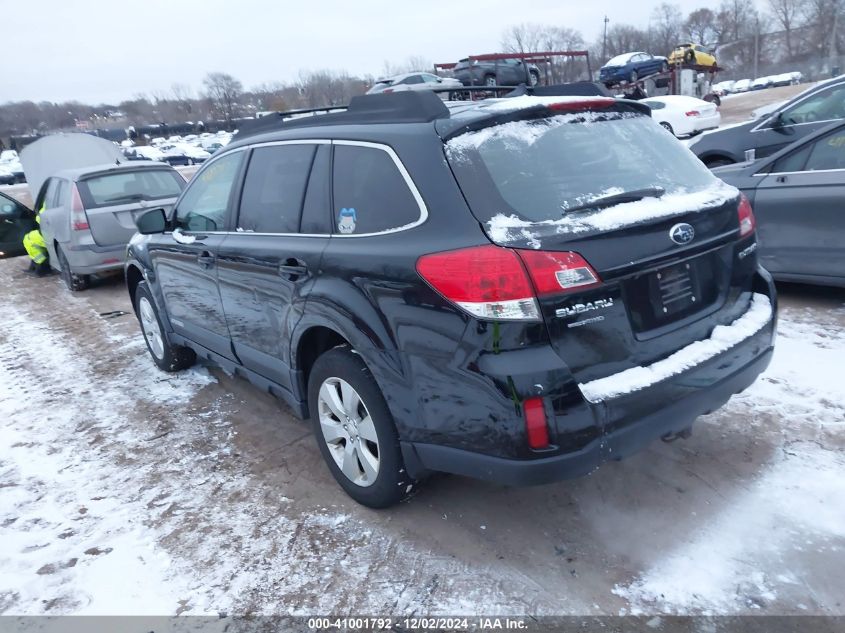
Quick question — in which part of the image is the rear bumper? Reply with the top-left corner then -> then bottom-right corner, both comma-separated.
401,270 -> 777,485
403,344 -> 773,485
64,241 -> 126,274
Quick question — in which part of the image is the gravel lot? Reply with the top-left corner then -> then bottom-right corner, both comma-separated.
1,255 -> 843,617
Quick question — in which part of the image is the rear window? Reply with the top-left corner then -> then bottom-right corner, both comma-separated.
445,110 -> 718,226
78,169 -> 185,209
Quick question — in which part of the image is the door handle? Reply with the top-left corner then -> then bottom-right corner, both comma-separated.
278,259 -> 308,279
776,175 -> 788,183
197,251 -> 215,268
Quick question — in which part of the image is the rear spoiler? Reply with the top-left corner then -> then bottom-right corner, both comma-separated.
437,97 -> 652,141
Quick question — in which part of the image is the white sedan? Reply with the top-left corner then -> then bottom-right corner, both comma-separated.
641,95 -> 721,137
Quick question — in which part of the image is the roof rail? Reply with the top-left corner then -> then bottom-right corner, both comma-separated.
235,91 -> 450,139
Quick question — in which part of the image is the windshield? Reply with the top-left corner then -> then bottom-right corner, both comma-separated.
445,111 -> 721,227
78,169 -> 185,209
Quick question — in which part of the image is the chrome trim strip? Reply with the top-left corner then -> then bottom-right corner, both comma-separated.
176,139 -> 429,239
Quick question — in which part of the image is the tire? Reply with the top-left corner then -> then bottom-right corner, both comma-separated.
484,74 -> 497,87
685,49 -> 696,64
308,346 -> 415,508
56,244 -> 89,292
133,281 -> 196,372
630,70 -> 639,83
705,157 -> 734,168
529,71 -> 540,87
660,122 -> 675,136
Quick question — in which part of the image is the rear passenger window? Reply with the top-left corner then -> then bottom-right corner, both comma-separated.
332,145 -> 421,235
238,144 -> 316,233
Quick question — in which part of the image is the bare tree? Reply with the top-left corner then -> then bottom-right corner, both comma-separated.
650,3 -> 684,54
203,72 -> 243,126
501,23 -> 546,53
171,83 -> 194,116
685,8 -> 719,46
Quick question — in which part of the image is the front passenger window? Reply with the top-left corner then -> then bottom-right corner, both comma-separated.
174,152 -> 243,232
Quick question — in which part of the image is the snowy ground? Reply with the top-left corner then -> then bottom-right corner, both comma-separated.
0,257 -> 843,617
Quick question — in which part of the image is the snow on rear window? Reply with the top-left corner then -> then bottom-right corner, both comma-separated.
445,110 -> 736,241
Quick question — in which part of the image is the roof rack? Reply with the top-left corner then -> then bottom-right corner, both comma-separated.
234,82 -> 613,139
235,91 -> 450,139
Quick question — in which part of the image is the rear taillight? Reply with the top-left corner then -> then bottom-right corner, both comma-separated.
416,245 -> 540,321
516,250 -> 601,295
524,397 -> 550,449
738,193 -> 756,237
415,245 -> 602,321
685,110 -> 700,117
71,184 -> 89,231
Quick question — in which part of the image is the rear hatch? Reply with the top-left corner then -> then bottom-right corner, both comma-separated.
442,98 -> 757,385
76,167 -> 185,246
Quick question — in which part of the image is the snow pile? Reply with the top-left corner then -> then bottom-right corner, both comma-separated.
611,300 -> 845,615
580,293 -> 772,402
612,441 -> 845,614
0,309 -> 213,615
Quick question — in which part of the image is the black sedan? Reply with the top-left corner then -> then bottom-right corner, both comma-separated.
690,74 -> 845,167
714,120 -> 845,287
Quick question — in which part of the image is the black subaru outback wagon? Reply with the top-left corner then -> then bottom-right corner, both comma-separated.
126,91 -> 777,508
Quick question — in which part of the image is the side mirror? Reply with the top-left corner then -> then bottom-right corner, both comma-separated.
769,112 -> 785,129
136,208 -> 167,234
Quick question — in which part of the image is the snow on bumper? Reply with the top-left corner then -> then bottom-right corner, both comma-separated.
579,293 -> 773,403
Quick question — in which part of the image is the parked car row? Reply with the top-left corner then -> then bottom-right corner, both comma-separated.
713,72 -> 802,96
121,130 -> 232,165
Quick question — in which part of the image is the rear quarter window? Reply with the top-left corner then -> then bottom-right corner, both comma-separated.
332,144 -> 422,235
78,169 -> 185,209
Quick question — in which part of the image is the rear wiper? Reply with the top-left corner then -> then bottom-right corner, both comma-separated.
104,193 -> 148,203
563,186 -> 666,214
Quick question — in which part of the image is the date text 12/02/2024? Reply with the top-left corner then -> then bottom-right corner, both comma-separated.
306,617 -> 529,630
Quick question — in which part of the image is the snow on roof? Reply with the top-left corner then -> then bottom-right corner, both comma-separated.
580,293 -> 772,403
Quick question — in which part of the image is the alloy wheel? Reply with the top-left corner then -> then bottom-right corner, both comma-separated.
138,296 -> 164,360
317,377 -> 380,487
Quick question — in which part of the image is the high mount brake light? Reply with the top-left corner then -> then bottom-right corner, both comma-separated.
415,245 -> 602,321
70,184 -> 89,231
548,98 -> 615,112
738,193 -> 756,237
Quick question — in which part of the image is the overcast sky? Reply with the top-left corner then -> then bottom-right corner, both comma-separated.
4,0 -> 721,104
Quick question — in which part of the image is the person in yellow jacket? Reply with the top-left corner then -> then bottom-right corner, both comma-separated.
22,204 -> 51,276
